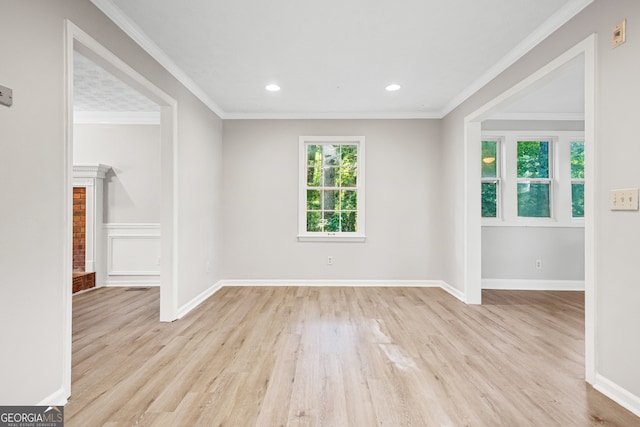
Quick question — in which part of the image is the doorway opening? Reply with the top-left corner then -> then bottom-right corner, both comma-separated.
463,34 -> 597,383
63,20 -> 179,400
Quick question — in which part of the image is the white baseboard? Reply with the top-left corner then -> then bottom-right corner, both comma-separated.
595,373 -> 640,418
440,281 -> 466,302
482,279 -> 585,291
220,279 -> 443,288
72,286 -> 101,296
103,280 -> 160,287
176,281 -> 224,319
37,387 -> 68,406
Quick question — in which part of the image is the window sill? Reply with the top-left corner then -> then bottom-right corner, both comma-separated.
298,234 -> 366,242
481,219 -> 584,228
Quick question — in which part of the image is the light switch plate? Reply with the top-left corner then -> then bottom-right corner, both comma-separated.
0,85 -> 12,107
610,188 -> 639,211
612,19 -> 626,48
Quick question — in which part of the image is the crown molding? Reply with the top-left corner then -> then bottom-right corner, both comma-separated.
90,0 -> 226,119
440,0 -> 594,118
73,164 -> 112,179
485,112 -> 585,121
224,111 -> 442,120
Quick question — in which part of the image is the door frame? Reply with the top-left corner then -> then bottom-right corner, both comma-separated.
462,34 -> 597,383
63,19 -> 181,399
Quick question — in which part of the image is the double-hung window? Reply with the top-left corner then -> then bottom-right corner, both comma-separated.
516,140 -> 552,218
570,140 -> 585,218
481,139 -> 501,218
298,136 -> 365,242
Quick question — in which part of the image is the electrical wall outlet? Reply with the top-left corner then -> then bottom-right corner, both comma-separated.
327,256 -> 333,265
610,188 -> 639,211
535,259 -> 542,269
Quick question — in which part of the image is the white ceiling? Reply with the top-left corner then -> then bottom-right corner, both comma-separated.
87,0 -> 592,119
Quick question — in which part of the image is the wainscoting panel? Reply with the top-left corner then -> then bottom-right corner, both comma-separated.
104,223 -> 160,286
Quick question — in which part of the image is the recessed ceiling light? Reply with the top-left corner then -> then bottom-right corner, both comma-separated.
385,84 -> 401,92
265,84 -> 281,92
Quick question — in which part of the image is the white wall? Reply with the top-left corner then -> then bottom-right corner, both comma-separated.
482,227 -> 584,280
74,123 -> 161,223
222,119 -> 443,281
441,0 -> 640,403
0,0 -> 223,404
482,120 -> 585,132
74,124 -> 162,287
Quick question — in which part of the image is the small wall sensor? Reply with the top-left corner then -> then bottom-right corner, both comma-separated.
0,85 -> 12,107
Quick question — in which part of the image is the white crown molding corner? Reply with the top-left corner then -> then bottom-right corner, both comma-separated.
594,374 -> 640,418
176,281 -> 224,319
90,0 -> 226,119
440,0 -> 594,118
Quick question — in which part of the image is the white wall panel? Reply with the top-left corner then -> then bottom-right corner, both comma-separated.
104,224 -> 160,285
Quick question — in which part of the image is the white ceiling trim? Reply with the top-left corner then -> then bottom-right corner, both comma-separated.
90,0 -> 226,119
486,112 -> 585,121
92,0 -> 593,121
439,0 -> 593,118
74,111 -> 161,125
224,111 -> 442,120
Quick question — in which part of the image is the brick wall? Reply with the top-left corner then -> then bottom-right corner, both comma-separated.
73,187 -> 86,272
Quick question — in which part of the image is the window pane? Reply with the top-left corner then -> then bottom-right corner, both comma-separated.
323,211 -> 340,232
323,144 -> 339,166
570,141 -> 585,179
324,167 -> 339,187
307,212 -> 322,232
518,183 -> 550,217
307,166 -> 322,186
306,190 -> 321,210
340,212 -> 357,232
517,141 -> 549,178
481,182 -> 497,218
341,145 -> 357,164
307,145 -> 322,167
341,190 -> 357,210
481,141 -> 497,178
324,190 -> 339,210
340,164 -> 357,187
572,183 -> 584,218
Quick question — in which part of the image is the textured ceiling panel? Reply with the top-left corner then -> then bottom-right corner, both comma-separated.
74,51 -> 159,113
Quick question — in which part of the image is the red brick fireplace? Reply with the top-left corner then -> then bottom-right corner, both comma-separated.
72,186 -> 95,293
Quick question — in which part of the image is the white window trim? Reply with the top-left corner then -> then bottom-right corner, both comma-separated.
298,136 -> 366,242
482,131 -> 585,228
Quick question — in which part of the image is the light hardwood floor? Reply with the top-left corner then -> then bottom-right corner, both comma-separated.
66,287 -> 640,426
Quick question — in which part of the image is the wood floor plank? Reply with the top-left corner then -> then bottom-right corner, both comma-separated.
65,287 -> 640,426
